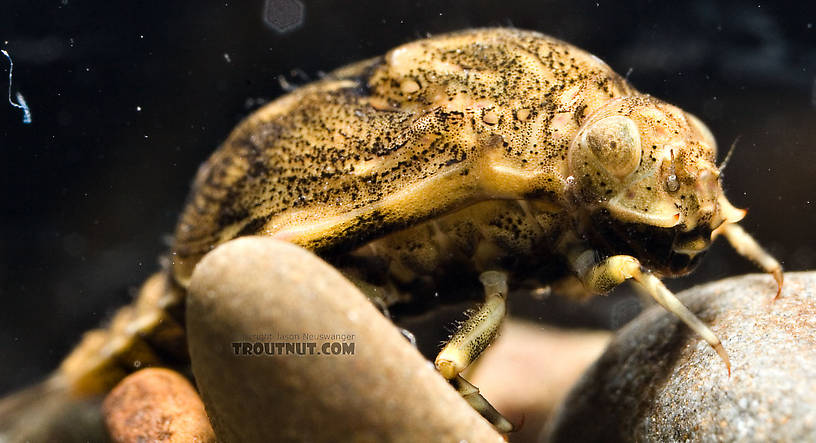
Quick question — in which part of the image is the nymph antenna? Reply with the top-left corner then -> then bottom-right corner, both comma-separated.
718,135 -> 741,175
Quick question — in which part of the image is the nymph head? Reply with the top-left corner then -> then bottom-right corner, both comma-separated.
567,96 -> 745,276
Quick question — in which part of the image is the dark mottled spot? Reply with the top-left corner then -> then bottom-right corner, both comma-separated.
236,217 -> 269,237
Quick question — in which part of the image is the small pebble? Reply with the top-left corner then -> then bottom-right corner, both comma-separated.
103,368 -> 215,443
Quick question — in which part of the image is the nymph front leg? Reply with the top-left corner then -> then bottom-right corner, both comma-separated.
567,246 -> 731,375
434,270 -> 513,432
715,223 -> 784,299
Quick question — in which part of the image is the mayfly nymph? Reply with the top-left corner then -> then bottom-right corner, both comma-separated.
1,28 -> 782,435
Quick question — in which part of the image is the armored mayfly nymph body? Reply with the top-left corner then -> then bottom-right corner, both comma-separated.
2,28 -> 783,435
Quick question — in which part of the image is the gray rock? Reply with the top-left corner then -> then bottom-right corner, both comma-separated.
546,271 -> 816,442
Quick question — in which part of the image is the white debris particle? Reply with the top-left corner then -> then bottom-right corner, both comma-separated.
136,105 -> 142,111
2,49 -> 32,124
399,328 -> 417,347
223,53 -> 232,63
278,75 -> 295,92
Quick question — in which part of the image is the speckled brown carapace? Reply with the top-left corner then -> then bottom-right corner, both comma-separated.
172,28 -> 639,286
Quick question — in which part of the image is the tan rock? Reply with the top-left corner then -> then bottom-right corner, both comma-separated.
187,237 -> 505,442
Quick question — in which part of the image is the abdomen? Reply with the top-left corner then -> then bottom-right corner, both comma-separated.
334,199 -> 571,309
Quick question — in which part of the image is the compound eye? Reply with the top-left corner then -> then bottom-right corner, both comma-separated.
584,116 -> 641,178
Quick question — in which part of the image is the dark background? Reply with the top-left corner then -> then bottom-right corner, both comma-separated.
1,0 -> 814,396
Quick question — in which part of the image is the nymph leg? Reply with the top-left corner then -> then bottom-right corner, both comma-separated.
435,270 -> 513,432
715,223 -> 783,299
435,271 -> 507,379
450,375 -> 513,432
566,246 -> 731,375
